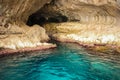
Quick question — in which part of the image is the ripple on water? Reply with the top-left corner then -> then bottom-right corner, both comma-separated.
0,43 -> 120,80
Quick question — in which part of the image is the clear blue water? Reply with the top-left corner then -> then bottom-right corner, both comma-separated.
0,43 -> 120,80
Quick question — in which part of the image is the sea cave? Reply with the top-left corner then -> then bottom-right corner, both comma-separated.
0,0 -> 120,80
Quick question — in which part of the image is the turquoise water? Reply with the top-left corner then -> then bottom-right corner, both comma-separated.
0,43 -> 120,80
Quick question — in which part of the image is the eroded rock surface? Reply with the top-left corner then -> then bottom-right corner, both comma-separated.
44,22 -> 120,45
43,0 -> 120,48
1,0 -> 120,52
36,0 -> 120,23
0,24 -> 50,49
0,0 -> 51,22
0,0 -> 56,51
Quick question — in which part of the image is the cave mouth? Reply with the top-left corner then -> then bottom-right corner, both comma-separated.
26,0 -> 69,27
26,12 -> 68,26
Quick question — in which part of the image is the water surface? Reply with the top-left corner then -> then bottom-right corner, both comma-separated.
0,43 -> 120,80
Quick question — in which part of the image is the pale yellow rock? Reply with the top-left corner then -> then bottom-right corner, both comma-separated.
44,22 -> 120,46
1,0 -> 120,50
0,25 -> 50,49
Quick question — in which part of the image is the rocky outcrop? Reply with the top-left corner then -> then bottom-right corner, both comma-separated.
36,0 -> 120,23
0,0 -> 51,22
0,24 -> 49,49
0,23 -> 56,54
1,0 -> 120,53
42,0 -> 120,49
0,0 -> 56,53
44,22 -> 120,46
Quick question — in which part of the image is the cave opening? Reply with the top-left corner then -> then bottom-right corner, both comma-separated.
26,12 -> 68,26
26,0 -> 68,27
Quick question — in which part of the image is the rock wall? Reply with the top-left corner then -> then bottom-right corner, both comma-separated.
38,0 -> 120,23
0,0 -> 120,50
0,0 -> 51,23
0,0 -> 54,50
43,0 -> 120,47
0,25 -> 49,49
44,22 -> 120,46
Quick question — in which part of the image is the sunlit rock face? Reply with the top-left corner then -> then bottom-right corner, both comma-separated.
0,0 -> 51,22
43,0 -> 120,46
44,22 -> 120,46
0,0 -> 120,50
56,0 -> 120,6
0,0 -> 53,50
37,0 -> 120,22
0,24 -> 50,49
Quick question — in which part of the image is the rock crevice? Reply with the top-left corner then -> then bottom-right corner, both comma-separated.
0,0 -> 120,53
0,0 -> 56,52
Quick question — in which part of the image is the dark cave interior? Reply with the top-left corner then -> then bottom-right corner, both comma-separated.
26,12 -> 68,26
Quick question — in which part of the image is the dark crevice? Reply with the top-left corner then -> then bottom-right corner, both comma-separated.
48,15 -> 68,23
26,13 -> 68,26
26,14 -> 47,26
49,0 -> 57,5
26,0 -> 68,26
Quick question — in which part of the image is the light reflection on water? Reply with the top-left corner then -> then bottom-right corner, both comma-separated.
0,43 -> 120,80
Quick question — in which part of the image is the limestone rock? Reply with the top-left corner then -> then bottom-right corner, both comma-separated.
1,0 -> 120,50
41,0 -> 120,47
0,0 -> 51,22
44,22 -> 120,46
0,25 -> 50,49
36,0 -> 120,24
0,0 -> 53,50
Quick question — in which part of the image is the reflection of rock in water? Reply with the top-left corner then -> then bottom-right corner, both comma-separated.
86,47 -> 120,64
